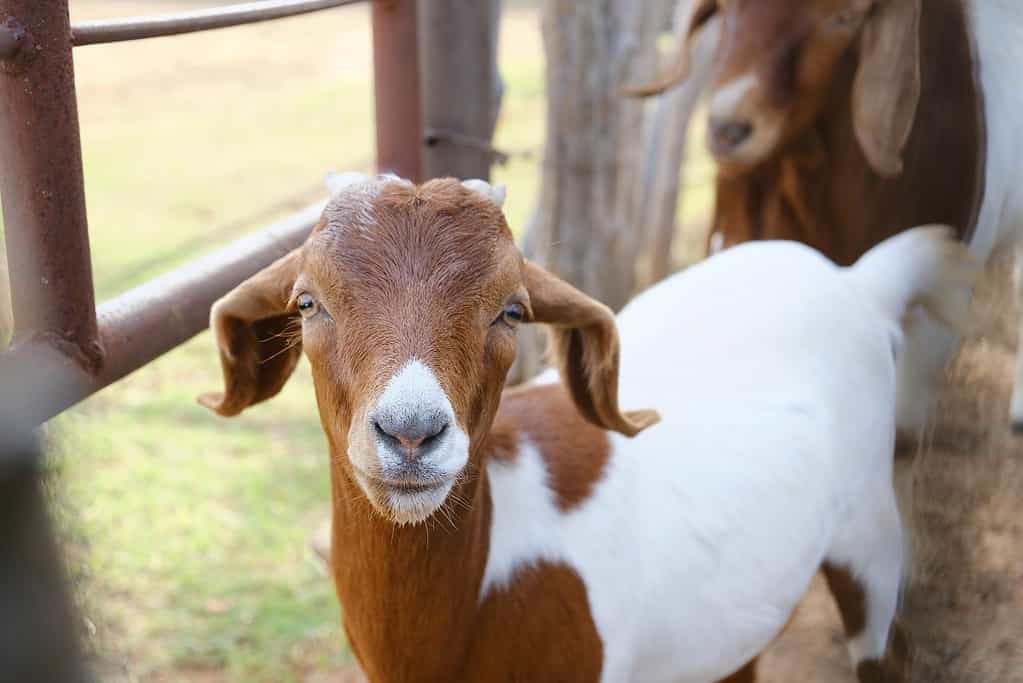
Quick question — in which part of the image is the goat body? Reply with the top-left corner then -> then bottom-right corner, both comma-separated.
474,228 -> 967,682
660,0 -> 1023,434
202,176 -> 972,681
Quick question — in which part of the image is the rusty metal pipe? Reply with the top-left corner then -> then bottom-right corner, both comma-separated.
71,0 -> 362,47
0,0 -> 101,369
0,202 -> 325,425
371,0 -> 423,181
0,18 -> 27,60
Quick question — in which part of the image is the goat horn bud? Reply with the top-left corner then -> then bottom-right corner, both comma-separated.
462,179 -> 507,208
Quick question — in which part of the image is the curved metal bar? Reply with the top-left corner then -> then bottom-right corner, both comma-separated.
0,200 -> 325,425
71,0 -> 363,47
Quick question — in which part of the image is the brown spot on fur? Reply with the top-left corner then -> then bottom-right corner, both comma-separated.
489,382 -> 612,512
822,561 -> 867,638
718,658 -> 758,682
464,560 -> 604,681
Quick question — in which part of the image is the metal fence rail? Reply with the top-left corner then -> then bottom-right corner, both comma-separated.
71,0 -> 362,46
0,203 -> 325,425
0,0 -> 435,425
0,0 -> 497,677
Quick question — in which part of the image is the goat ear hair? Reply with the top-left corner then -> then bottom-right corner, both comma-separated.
851,0 -> 922,176
523,261 -> 660,437
198,249 -> 305,417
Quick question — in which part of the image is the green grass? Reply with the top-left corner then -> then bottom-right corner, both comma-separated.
59,338 -> 345,680
10,3 -> 711,680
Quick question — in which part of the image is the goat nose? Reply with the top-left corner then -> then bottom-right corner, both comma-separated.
708,117 -> 753,154
373,412 -> 449,457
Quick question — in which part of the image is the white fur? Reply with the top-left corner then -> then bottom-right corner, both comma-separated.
323,172 -> 414,235
462,179 -> 507,207
482,229 -> 971,681
708,73 -> 756,122
483,442 -> 566,595
325,170 -> 372,195
355,359 -> 470,524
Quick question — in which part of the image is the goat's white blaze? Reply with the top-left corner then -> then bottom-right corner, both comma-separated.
708,72 -> 757,122
706,72 -> 785,166
350,359 -> 469,525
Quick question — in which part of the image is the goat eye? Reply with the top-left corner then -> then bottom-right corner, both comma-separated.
496,303 -> 526,327
297,293 -> 320,319
828,8 -> 860,30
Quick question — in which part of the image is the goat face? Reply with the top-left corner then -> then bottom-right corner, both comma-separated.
299,178 -> 525,524
685,0 -> 921,176
199,176 -> 658,526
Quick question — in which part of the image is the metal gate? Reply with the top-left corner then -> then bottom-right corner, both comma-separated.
0,3 -> 499,674
0,0 -> 498,425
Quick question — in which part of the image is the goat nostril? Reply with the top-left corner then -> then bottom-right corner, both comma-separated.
425,422 -> 447,442
709,118 -> 754,152
373,420 -> 390,442
373,416 -> 449,456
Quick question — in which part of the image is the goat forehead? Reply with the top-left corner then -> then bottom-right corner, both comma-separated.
716,0 -> 857,88
307,204 -> 511,295
727,0 -> 862,33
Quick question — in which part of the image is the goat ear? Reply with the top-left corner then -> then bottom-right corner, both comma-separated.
523,261 -> 660,437
198,249 -> 304,417
622,0 -> 720,98
852,0 -> 921,176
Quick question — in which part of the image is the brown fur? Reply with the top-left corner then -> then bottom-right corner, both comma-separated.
465,561 -> 604,681
492,382 -> 612,512
201,178 -> 659,681
328,384 -> 610,682
649,0 -> 985,265
717,658 -> 758,683
821,562 -> 867,638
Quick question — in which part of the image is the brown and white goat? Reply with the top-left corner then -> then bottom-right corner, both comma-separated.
634,0 -> 1023,434
200,175 -> 975,682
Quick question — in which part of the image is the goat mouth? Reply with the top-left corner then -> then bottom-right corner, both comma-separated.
386,480 -> 446,494
350,466 -> 457,524
353,467 -> 451,495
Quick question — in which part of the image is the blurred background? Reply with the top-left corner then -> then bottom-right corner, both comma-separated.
0,1 -> 714,681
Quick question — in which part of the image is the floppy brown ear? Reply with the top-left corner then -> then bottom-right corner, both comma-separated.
622,0 -> 719,98
198,249 -> 304,417
524,261 -> 660,437
852,0 -> 921,176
